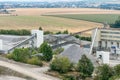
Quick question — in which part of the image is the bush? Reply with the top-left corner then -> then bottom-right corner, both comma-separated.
62,73 -> 80,80
63,75 -> 76,80
39,42 -> 53,61
50,56 -> 71,73
0,29 -> 30,35
114,64 -> 120,76
55,30 -> 69,34
6,53 -> 13,59
63,30 -> 69,34
74,35 -> 91,41
109,75 -> 120,80
95,64 -> 114,80
53,48 -> 64,55
77,55 -> 94,79
56,31 -> 62,34
39,27 -> 43,30
12,48 -> 30,63
27,57 -> 43,66
44,31 -> 53,35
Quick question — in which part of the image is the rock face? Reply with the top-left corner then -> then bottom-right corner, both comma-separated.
0,76 -> 26,80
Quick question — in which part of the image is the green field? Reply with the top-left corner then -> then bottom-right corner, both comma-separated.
51,14 -> 120,24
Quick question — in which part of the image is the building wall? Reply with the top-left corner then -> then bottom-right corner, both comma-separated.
93,28 -> 120,49
92,29 -> 101,47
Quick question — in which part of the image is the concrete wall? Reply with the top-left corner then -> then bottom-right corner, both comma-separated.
31,30 -> 43,48
101,41 -> 105,48
0,39 -> 3,50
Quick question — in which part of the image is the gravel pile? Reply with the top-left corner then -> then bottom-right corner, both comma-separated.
60,44 -> 84,63
60,44 -> 97,66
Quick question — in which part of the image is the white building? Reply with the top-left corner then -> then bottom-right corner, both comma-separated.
92,28 -> 120,54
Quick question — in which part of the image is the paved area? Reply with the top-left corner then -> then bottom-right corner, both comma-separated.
0,60 -> 59,80
109,60 -> 120,67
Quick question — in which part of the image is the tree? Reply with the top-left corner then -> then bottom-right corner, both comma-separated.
95,64 -> 114,80
77,55 -> 94,79
112,16 -> 120,28
12,48 -> 30,62
56,31 -> 62,34
39,27 -> 43,30
114,64 -> 120,76
115,16 -> 120,26
109,75 -> 120,80
39,42 -> 53,61
63,30 -> 69,34
50,56 -> 71,73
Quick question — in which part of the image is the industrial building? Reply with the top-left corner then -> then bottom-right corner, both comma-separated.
93,28 -> 120,54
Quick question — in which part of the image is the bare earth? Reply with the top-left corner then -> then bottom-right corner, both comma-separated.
0,76 -> 26,80
0,60 -> 59,80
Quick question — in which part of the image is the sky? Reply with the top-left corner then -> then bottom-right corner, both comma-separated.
0,0 -> 81,2
0,0 -> 118,2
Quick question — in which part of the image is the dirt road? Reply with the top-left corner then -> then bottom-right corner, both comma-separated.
0,60 -> 59,80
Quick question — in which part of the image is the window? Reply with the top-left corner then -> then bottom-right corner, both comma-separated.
105,41 -> 107,48
117,42 -> 119,48
111,42 -> 113,45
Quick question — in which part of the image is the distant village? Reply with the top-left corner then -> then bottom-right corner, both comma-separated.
0,1 -> 120,9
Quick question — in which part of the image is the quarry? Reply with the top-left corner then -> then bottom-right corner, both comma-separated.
0,27 -> 119,79
0,27 -> 119,66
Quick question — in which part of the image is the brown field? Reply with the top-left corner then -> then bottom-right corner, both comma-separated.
8,8 -> 120,16
0,15 -> 103,33
0,8 -> 119,33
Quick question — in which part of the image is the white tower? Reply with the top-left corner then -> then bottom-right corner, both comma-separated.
31,30 -> 43,48
0,39 -> 3,50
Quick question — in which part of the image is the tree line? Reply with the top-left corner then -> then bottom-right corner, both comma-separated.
0,29 -> 31,35
111,16 -> 120,28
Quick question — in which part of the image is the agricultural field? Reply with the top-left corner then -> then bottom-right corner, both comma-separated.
0,15 -> 102,33
0,8 -> 120,33
7,8 -> 120,16
50,14 -> 120,24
